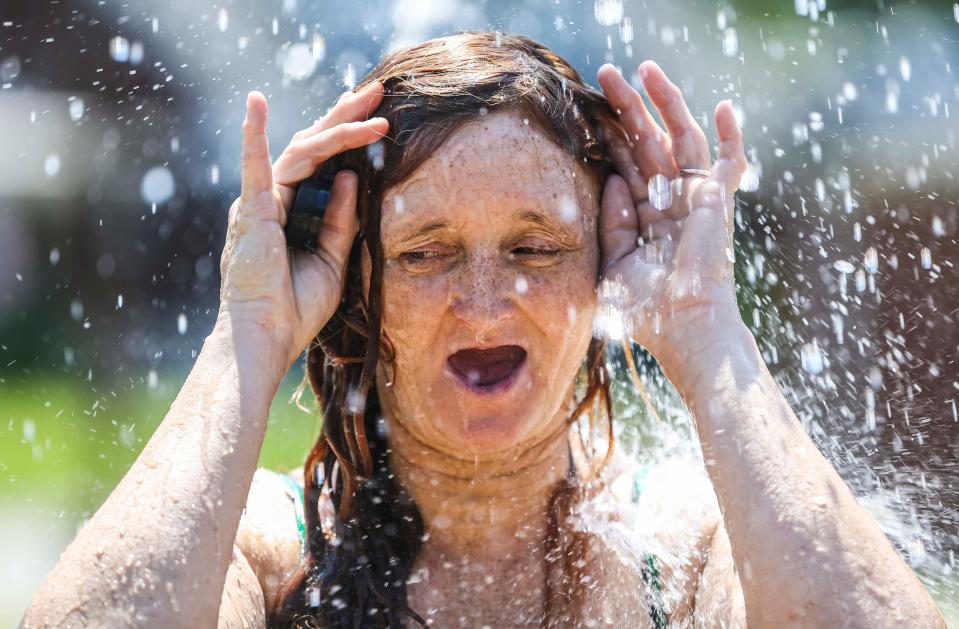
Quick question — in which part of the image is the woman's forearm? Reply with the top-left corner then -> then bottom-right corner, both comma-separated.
666,318 -> 945,628
21,322 -> 287,628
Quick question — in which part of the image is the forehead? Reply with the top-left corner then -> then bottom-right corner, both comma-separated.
381,111 -> 597,235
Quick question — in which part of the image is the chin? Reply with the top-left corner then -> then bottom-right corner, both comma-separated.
432,406 -> 539,455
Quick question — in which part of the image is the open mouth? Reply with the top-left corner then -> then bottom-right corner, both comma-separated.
447,345 -> 527,393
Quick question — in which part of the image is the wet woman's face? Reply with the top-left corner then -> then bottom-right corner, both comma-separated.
371,111 -> 601,457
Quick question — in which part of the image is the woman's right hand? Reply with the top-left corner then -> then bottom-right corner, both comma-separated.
216,82 -> 388,368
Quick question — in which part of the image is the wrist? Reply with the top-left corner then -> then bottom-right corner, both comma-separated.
206,316 -> 293,384
657,312 -> 759,398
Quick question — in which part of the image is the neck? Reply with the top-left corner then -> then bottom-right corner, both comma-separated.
387,417 -> 572,559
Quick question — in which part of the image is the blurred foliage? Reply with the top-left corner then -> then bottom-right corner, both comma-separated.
0,369 -> 318,516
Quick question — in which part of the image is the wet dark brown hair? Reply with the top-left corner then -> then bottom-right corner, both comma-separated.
270,31 -> 623,628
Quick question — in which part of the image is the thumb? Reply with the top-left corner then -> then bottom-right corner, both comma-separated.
314,170 -> 360,274
240,91 -> 275,211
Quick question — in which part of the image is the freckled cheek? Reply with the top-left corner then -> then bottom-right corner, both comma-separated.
381,268 -> 451,356
518,259 -> 598,335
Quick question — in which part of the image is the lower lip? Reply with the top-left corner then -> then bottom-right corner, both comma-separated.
446,356 -> 527,396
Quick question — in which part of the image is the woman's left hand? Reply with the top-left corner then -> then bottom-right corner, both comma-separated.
596,61 -> 749,372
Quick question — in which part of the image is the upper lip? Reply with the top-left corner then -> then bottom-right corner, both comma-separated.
446,336 -> 528,355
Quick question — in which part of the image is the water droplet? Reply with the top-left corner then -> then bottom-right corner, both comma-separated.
342,62 -> 355,89
140,166 -> 175,204
833,260 -> 855,274
49,248 -> 60,265
842,81 -> 858,101
109,36 -> 130,62
886,84 -> 899,113
282,43 -> 317,81
515,275 -> 528,295
177,313 -> 188,335
1,55 -> 21,82
739,163 -> 760,192
931,215 -> 945,237
722,28 -> 739,57
346,388 -> 366,414
557,194 -> 579,222
864,247 -> 878,274
899,56 -> 911,82
648,174 -> 672,211
920,247 -> 932,270
129,41 -> 143,65
68,97 -> 84,122
619,17 -> 634,44
217,8 -> 229,32
800,339 -> 824,374
593,0 -> 624,26
44,154 -> 60,177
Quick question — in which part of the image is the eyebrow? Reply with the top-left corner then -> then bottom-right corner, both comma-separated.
391,221 -> 451,247
518,210 -> 569,234
389,209 -> 580,248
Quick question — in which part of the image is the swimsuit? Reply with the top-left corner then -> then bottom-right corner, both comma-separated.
269,468 -> 668,628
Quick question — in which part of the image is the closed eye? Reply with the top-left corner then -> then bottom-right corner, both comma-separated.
396,244 -> 457,271
512,246 -> 560,257
401,249 -> 446,262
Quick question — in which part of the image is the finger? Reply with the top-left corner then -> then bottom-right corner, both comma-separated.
599,173 -> 639,273
273,118 -> 389,207
293,81 -> 386,141
637,198 -> 678,227
638,61 -> 711,170
607,132 -> 648,202
640,217 -> 682,242
314,170 -> 360,272
240,91 -> 274,206
597,63 -> 678,180
676,186 -> 733,279
710,100 -> 748,193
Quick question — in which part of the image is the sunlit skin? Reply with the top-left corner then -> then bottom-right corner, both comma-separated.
373,113 -> 598,456
21,48 -> 947,629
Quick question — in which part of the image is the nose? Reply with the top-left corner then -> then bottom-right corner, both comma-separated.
448,252 -> 518,338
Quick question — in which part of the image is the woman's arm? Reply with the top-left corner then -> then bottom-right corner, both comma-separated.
595,61 -> 945,626
21,84 -> 388,627
20,326 -> 284,627
667,315 -> 946,627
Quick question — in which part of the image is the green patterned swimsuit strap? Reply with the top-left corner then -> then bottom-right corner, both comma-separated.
276,470 -> 308,558
634,464 -> 669,629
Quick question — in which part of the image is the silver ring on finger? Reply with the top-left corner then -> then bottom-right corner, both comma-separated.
679,167 -> 711,178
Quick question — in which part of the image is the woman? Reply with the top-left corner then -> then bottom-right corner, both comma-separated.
22,32 -> 945,628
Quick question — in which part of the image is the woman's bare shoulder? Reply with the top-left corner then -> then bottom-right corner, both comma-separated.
235,468 -> 307,614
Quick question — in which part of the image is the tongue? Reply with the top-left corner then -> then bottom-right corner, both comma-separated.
448,346 -> 526,386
